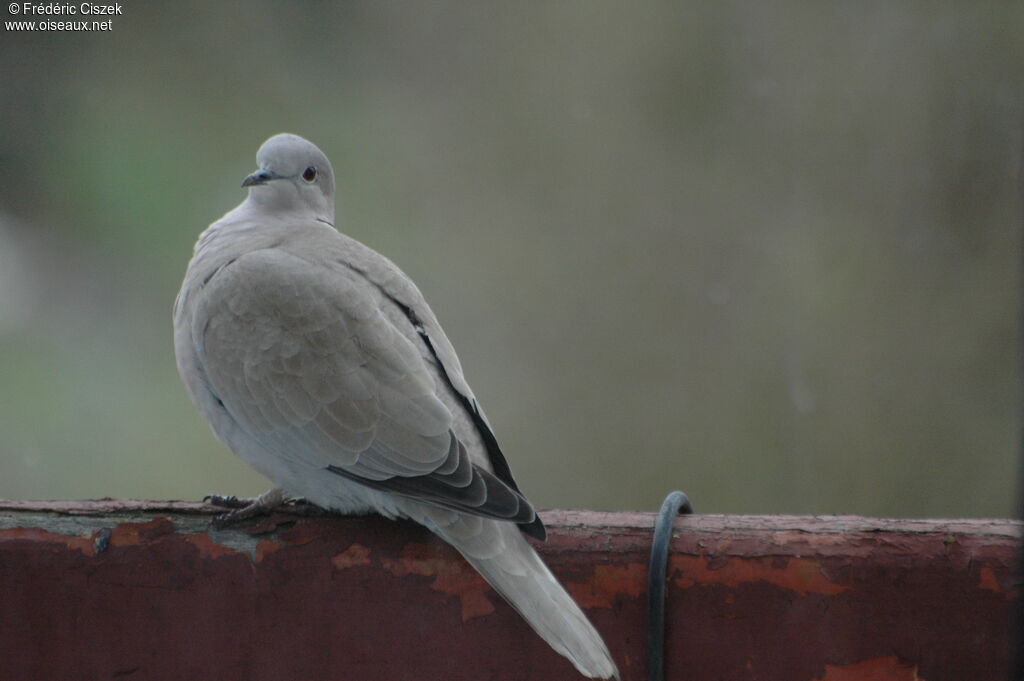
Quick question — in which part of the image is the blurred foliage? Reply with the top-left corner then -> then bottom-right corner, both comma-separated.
0,1 -> 1021,517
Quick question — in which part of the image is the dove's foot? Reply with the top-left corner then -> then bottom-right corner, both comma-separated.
202,494 -> 252,510
203,487 -> 323,528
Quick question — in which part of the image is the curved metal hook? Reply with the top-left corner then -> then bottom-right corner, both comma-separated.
648,490 -> 694,681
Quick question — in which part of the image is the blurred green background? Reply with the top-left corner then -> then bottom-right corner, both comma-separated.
1,1 -> 1021,517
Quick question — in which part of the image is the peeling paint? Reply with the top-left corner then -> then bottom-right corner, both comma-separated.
107,518 -> 175,547
0,512 -> 271,560
332,543 -> 372,569
0,505 -> 1017,681
431,569 -> 495,621
977,566 -> 1009,596
180,532 -> 243,560
0,526 -> 95,556
176,518 -> 274,561
380,542 -> 495,621
671,554 -> 849,596
571,563 -> 645,609
93,528 -> 111,554
255,538 -> 285,562
815,655 -> 921,680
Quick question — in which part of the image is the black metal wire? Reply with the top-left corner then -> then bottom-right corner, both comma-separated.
648,490 -> 694,681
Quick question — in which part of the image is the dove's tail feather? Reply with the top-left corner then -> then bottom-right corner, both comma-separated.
437,518 -> 620,680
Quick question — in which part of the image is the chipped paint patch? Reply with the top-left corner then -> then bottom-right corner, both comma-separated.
380,542 -> 495,621
173,517 -> 277,561
571,563 -> 646,608
255,538 -> 285,562
0,513 -> 271,561
332,543 -> 372,569
107,518 -> 176,547
93,527 -> 111,553
671,554 -> 849,596
815,655 -> 920,680
0,527 -> 96,556
378,542 -> 456,579
432,569 -> 495,621
978,566 -> 1001,593
180,532 -> 243,560
977,566 -> 1010,596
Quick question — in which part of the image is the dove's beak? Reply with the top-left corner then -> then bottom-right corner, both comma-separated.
242,169 -> 278,187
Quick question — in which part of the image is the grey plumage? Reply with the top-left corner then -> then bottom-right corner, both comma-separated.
174,133 -> 618,679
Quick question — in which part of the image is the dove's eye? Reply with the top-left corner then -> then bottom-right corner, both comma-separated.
302,166 -> 317,182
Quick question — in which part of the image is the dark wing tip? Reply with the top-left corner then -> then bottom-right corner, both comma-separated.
518,515 -> 547,541
325,434 -> 540,527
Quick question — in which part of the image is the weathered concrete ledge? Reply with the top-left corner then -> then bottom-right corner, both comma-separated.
0,500 -> 1018,681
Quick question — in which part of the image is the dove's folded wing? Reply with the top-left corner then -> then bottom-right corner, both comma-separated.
188,245 -> 535,525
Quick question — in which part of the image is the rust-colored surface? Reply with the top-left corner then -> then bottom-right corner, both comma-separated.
0,500 -> 1017,681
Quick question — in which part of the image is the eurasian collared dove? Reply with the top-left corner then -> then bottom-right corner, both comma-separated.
173,133 -> 619,679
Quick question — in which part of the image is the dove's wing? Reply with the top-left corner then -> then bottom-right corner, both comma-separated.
188,241 -> 535,526
325,231 -> 546,538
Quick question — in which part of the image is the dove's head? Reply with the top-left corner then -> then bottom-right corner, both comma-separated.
242,133 -> 336,223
